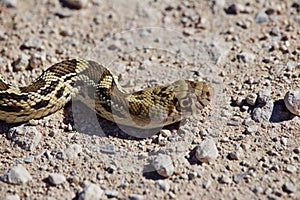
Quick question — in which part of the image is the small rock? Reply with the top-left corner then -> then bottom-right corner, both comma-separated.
55,9 -> 73,18
245,125 -> 258,134
188,171 -> 198,180
12,54 -> 29,71
105,189 -> 118,198
7,125 -> 42,151
63,144 -> 82,159
21,36 -> 40,49
156,180 -> 170,192
0,0 -> 17,8
294,16 -> 300,25
100,143 -> 115,154
202,180 -> 211,189
227,119 -> 239,126
1,194 -> 20,200
218,175 -> 232,184
160,129 -> 172,137
29,52 -> 46,69
139,59 -> 151,70
23,155 -> 34,163
255,10 -> 268,23
237,52 -> 256,63
60,0 -> 88,9
284,90 -> 300,115
228,146 -> 244,160
128,194 -> 144,200
246,93 -> 257,106
0,165 -> 32,185
48,173 -> 66,185
286,165 -> 297,173
152,154 -> 174,177
257,89 -> 271,105
253,186 -> 264,194
195,138 -> 218,163
183,27 -> 195,36
78,183 -> 104,200
225,3 -> 238,15
282,182 -> 296,193
252,101 -> 273,122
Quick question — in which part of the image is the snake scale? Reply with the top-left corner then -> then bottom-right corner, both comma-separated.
0,59 -> 212,129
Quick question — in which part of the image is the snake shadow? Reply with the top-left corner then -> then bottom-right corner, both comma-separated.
62,101 -> 181,140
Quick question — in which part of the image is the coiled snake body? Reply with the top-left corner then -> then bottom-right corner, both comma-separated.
0,59 -> 211,129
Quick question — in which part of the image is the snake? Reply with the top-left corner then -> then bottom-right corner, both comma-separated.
0,59 -> 212,129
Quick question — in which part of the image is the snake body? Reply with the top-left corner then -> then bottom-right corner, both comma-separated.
0,59 -> 211,129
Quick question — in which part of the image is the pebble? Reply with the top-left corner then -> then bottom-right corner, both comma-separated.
63,144 -> 82,159
284,90 -> 300,115
156,180 -> 170,192
100,143 -> 115,154
105,189 -> 118,198
0,0 -> 17,8
1,194 -> 20,200
0,165 -> 32,185
256,89 -> 271,105
245,125 -> 258,134
237,52 -> 256,63
218,175 -> 232,184
255,10 -> 268,23
23,155 -> 34,163
294,16 -> 300,25
183,27 -> 195,36
60,0 -> 88,9
202,180 -> 211,189
152,154 -> 174,177
160,129 -> 172,137
128,194 -> 144,200
246,93 -> 257,106
252,101 -> 273,122
12,54 -> 29,71
195,138 -> 218,163
55,9 -> 73,18
29,52 -> 46,69
48,173 -> 66,185
225,3 -> 238,15
228,146 -> 244,160
282,182 -> 296,193
286,165 -> 297,173
78,183 -> 104,200
21,36 -> 40,49
7,125 -> 42,151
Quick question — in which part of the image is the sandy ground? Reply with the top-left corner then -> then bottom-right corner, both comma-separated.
0,0 -> 300,199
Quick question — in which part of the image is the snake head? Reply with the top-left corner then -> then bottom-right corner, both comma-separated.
173,80 -> 212,117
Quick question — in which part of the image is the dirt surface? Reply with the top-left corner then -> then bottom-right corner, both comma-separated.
0,0 -> 300,199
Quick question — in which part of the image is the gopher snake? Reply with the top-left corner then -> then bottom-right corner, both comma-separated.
0,59 -> 211,128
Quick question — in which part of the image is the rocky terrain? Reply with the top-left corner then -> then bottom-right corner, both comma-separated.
0,0 -> 300,199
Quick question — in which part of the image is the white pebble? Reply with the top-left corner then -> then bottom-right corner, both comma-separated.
63,144 -> 82,159
284,90 -> 300,115
0,165 -> 32,185
152,154 -> 174,177
48,173 -> 66,185
78,183 -> 104,200
195,138 -> 219,163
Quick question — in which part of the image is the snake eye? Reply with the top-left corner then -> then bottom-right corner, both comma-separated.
180,98 -> 191,107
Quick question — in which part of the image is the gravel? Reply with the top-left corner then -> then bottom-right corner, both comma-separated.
1,1 -> 300,199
